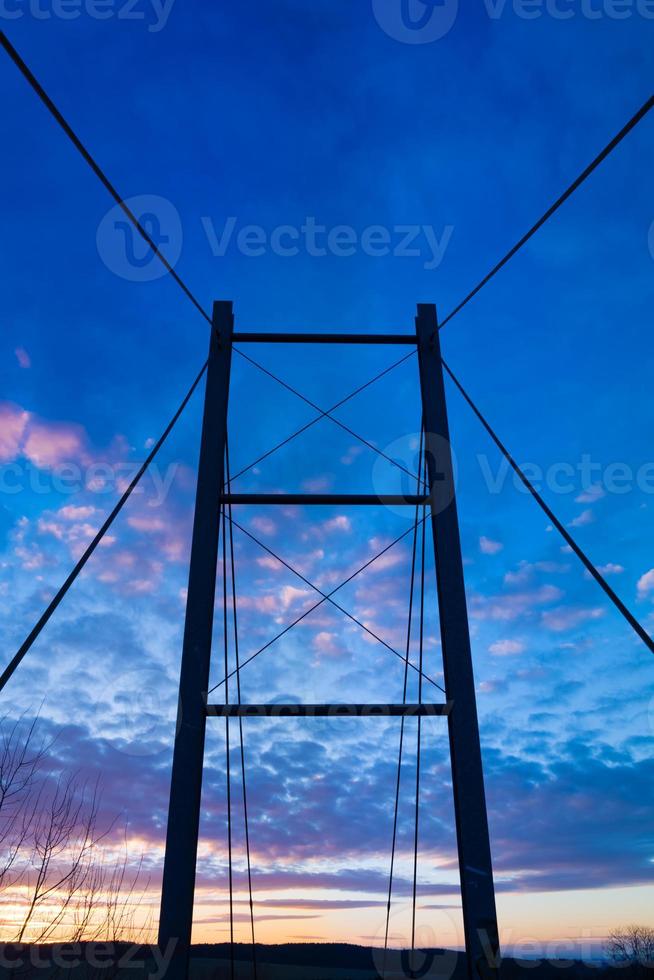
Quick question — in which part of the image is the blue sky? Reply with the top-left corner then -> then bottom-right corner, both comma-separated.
1,0 -> 653,956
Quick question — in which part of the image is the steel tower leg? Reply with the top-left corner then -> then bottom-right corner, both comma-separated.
158,301 -> 234,980
415,304 -> 500,980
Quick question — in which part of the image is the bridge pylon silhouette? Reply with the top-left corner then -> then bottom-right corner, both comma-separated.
157,302 -> 500,980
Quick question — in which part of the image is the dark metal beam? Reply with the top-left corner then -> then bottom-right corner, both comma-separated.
220,494 -> 429,506
206,703 -> 452,718
415,304 -> 500,980
158,301 -> 234,980
233,332 -> 416,344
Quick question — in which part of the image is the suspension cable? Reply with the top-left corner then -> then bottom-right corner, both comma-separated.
382,432 -> 424,979
222,505 -> 235,980
442,358 -> 654,655
411,476 -> 428,960
208,513 -> 444,695
226,442 -> 258,979
0,31 -> 210,326
0,361 -> 208,694
4,26 -> 651,698
234,348 -> 419,483
226,515 -> 431,684
440,95 -> 654,329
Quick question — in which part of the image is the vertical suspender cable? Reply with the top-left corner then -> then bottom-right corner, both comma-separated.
222,506 -> 235,980
382,430 -> 424,978
411,449 -> 428,959
226,441 -> 258,979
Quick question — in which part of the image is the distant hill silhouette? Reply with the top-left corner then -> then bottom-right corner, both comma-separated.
0,940 -> 623,979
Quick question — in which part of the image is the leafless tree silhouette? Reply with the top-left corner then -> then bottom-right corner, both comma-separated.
0,714 -> 151,953
606,926 -> 654,977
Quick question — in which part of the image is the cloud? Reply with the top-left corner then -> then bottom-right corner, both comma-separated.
470,585 -> 563,622
59,505 -> 96,521
313,631 -> 341,658
301,475 -> 333,492
541,606 -> 605,632
568,509 -> 594,528
479,536 -> 503,555
637,569 -> 654,598
251,516 -> 277,536
280,585 -> 311,610
595,563 -> 624,577
14,347 -> 31,369
23,419 -> 90,469
323,515 -> 351,533
0,403 -> 30,462
489,639 -> 525,657
256,555 -> 282,571
575,483 -> 605,504
504,561 -> 569,585
127,515 -> 167,533
340,446 -> 364,466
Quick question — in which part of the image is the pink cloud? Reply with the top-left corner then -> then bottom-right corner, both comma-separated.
13,348 -> 31,371
489,639 -> 525,657
127,515 -> 167,533
637,569 -> 654,598
541,606 -> 605,632
470,584 -> 563,622
37,519 -> 66,541
14,347 -> 31,369
301,475 -> 333,493
280,585 -> 311,610
0,403 -> 30,462
251,516 -> 277,537
313,631 -> 341,658
569,509 -> 594,528
480,536 -> 503,555
58,505 -> 96,520
23,419 -> 89,468
239,594 -> 279,615
257,556 -> 282,571
575,483 -> 605,504
323,515 -> 351,533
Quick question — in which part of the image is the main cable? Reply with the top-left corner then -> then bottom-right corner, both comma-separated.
0,361 -> 208,694
440,95 -> 654,329
442,358 -> 654,655
0,32 -> 210,326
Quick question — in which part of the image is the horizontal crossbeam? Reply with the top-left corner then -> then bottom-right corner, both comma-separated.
233,332 -> 416,344
206,703 -> 452,717
220,494 -> 430,506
